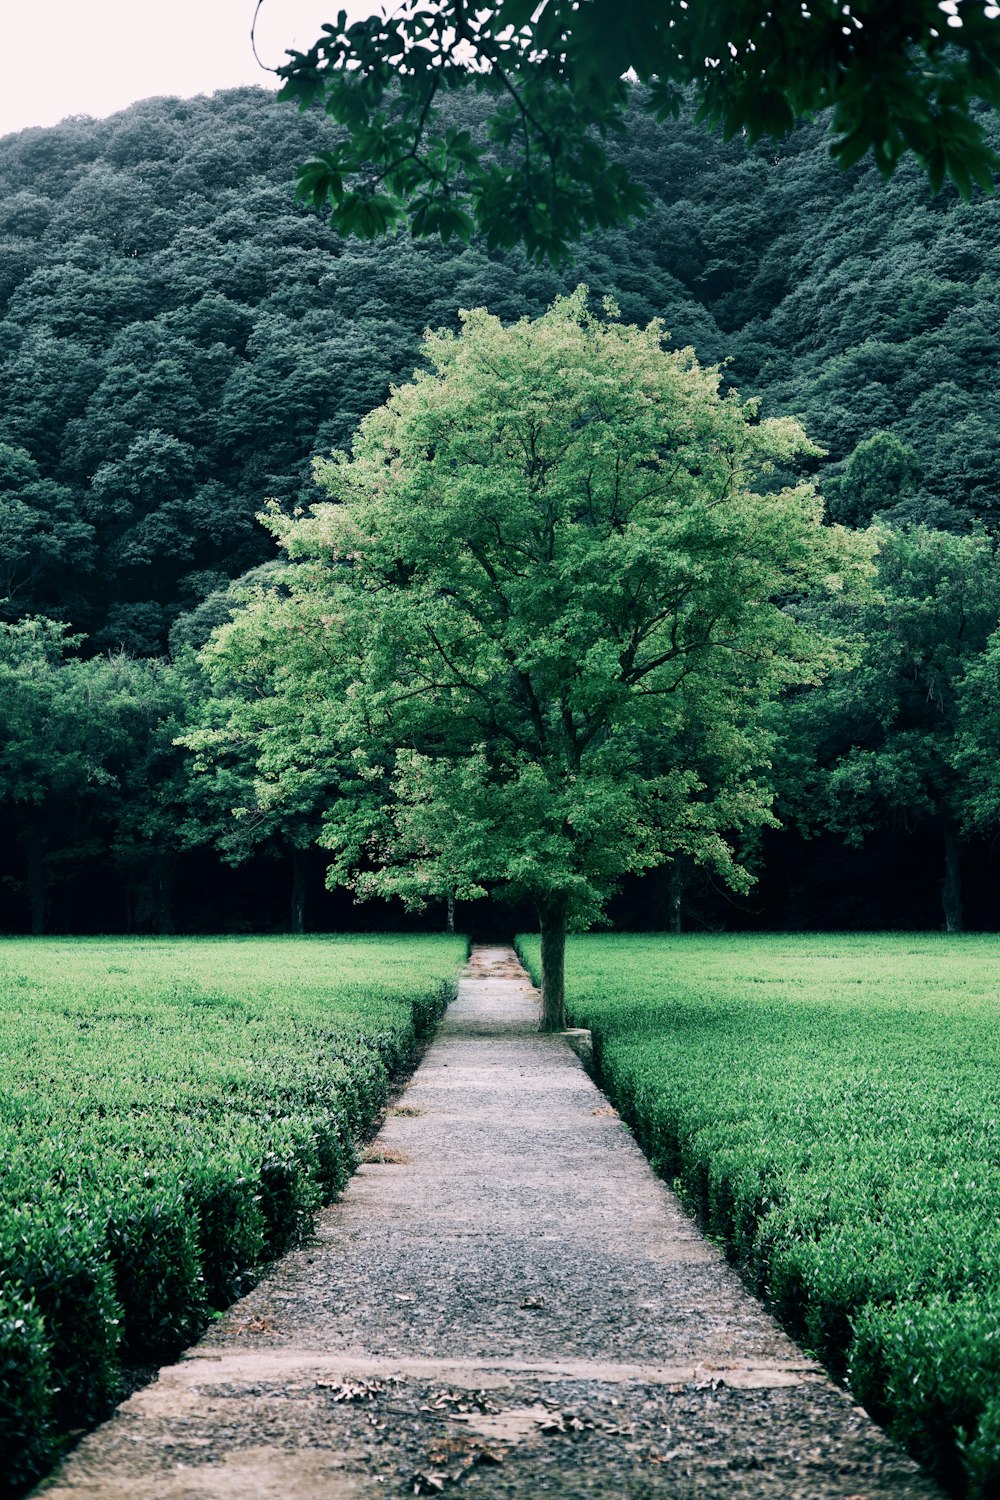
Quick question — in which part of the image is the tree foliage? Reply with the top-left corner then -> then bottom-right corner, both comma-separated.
2,89 -> 1000,928
205,292 -> 868,1020
0,619 -> 195,932
771,526 -> 1000,930
279,0 -> 1000,261
0,88 -> 998,656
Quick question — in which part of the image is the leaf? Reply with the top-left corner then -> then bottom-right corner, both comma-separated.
831,125 -> 875,173
319,1377 -> 385,1401
411,1471 -> 448,1495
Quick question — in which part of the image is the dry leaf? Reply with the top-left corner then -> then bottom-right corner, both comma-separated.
319,1377 -> 385,1402
411,1469 -> 449,1495
536,1409 -> 593,1436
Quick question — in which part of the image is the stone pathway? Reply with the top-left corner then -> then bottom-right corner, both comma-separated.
35,946 -> 941,1499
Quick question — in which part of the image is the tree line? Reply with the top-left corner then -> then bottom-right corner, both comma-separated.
3,87 -> 1000,935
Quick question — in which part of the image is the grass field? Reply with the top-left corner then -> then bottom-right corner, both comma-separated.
518,932 -> 1000,1499
0,934 -> 466,1489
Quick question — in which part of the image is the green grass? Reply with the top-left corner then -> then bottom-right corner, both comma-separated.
518,932 -> 1000,1499
0,934 -> 466,1490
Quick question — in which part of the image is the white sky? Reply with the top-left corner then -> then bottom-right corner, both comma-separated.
0,0 -> 377,138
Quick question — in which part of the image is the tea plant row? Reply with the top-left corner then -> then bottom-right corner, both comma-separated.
518,932 -> 1000,1499
0,935 -> 465,1489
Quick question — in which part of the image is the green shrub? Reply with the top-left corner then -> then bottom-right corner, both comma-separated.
0,933 -> 465,1486
257,1141 -> 323,1259
523,931 -> 1000,1498
0,1291 -> 52,1489
963,1392 -> 1000,1500
0,1204 -> 120,1426
186,1161 -> 267,1309
850,1296 -> 1000,1496
105,1179 -> 206,1357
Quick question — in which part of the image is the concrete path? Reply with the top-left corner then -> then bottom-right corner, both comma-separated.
36,946 -> 941,1499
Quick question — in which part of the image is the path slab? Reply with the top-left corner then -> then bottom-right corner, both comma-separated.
35,946 -> 942,1498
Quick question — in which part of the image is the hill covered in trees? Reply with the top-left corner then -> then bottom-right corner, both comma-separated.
2,86 -> 1000,933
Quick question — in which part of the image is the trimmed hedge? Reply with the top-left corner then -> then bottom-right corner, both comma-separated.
519,932 -> 1000,1500
0,935 -> 463,1492
0,1293 -> 51,1490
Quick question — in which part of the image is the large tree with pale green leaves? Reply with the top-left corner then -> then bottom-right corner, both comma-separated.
203,291 -> 869,1026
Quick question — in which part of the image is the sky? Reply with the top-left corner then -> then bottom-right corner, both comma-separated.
0,0 -> 377,138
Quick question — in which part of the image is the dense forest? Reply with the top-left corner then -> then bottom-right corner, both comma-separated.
3,85 -> 1000,935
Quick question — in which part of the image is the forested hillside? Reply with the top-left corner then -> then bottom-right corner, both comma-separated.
2,86 -> 1000,933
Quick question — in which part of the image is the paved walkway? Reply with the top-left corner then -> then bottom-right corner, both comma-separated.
36,946 -> 941,1499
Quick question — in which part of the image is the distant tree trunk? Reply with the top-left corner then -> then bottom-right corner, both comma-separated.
136,853 -> 175,934
446,893 -> 455,933
152,854 -> 176,935
19,817 -> 46,936
942,816 -> 963,934
291,848 -> 307,935
668,859 -> 684,935
538,897 -> 568,1032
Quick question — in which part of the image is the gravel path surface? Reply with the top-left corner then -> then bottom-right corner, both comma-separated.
34,945 -> 941,1499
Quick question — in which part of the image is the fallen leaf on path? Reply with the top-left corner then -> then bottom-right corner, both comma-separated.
535,1410 -> 593,1436
318,1378 -> 385,1402
424,1434 -> 504,1477
228,1315 -> 277,1335
411,1469 -> 449,1494
425,1387 -> 491,1412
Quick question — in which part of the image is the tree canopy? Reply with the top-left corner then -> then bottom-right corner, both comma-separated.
0,87 -> 998,657
770,526 -> 1000,931
203,291 -> 868,1022
3,89 -> 1000,931
280,0 -> 1000,261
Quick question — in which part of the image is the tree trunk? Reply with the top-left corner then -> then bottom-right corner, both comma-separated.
668,859 -> 684,935
19,817 -> 46,936
133,854 -> 175,934
290,848 -> 307,935
942,816 -> 963,934
153,855 -> 176,935
446,893 -> 455,933
538,899 -> 567,1032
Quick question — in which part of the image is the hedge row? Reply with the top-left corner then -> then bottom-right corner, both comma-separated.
518,932 -> 1000,1499
0,935 -> 464,1491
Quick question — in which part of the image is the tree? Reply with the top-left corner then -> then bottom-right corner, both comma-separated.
954,622 -> 1000,846
824,431 -> 921,528
280,0 -> 1000,262
771,526 -> 1000,932
0,444 -> 94,619
0,618 -> 87,933
0,619 -> 196,932
205,291 -> 867,1025
176,572 -> 341,935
